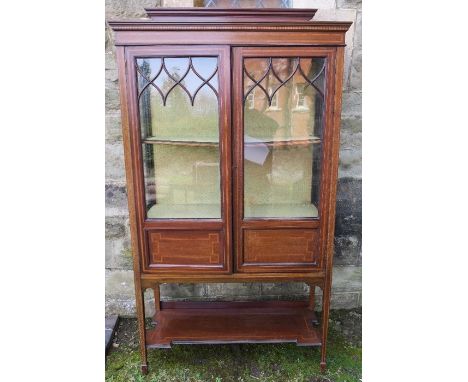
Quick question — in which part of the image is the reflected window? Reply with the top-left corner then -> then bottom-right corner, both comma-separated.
242,57 -> 326,219
295,84 -> 308,110
246,92 -> 255,110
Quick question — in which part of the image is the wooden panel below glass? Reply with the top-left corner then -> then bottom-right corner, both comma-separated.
240,228 -> 320,271
147,230 -> 226,270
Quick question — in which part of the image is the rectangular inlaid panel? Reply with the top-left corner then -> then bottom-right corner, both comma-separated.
243,229 -> 319,266
148,230 -> 223,269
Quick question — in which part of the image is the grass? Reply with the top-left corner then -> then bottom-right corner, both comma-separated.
105,310 -> 361,382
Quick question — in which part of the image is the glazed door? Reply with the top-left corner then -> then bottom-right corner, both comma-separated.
126,46 -> 232,273
233,47 -> 336,272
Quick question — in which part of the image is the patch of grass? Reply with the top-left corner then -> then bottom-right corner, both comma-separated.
105,326 -> 361,382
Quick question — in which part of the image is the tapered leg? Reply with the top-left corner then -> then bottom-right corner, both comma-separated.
308,284 -> 315,311
135,286 -> 148,374
320,285 -> 331,373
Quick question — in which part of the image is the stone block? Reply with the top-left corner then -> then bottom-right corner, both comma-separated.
105,184 -> 129,216
336,0 -> 362,9
105,298 -> 136,317
106,68 -> 119,85
341,91 -> 362,118
162,0 -> 193,6
349,45 -> 362,91
334,234 -> 361,266
105,50 -> 117,71
261,282 -> 308,296
105,216 -> 127,239
105,77 -> 121,111
335,177 -> 362,236
353,10 -> 362,50
341,116 -> 362,135
313,8 -> 357,90
294,0 -> 335,10
160,283 -> 206,300
349,10 -> 361,90
338,148 -> 361,179
339,118 -> 362,178
332,266 -> 361,293
205,283 -> 261,299
105,0 -> 160,19
106,269 -> 135,298
106,111 -> 122,142
105,142 -> 126,182
314,292 -> 360,310
106,236 -> 133,269
331,292 -> 360,309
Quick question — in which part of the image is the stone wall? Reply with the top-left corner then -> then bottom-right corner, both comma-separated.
105,0 -> 362,316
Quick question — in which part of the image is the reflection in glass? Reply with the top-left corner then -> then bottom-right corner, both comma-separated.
137,57 -> 221,218
243,57 -> 326,218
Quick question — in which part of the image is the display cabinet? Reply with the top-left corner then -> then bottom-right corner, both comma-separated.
109,8 -> 351,374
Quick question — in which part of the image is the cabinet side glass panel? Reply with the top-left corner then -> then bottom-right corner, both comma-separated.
243,57 -> 326,219
136,57 -> 221,219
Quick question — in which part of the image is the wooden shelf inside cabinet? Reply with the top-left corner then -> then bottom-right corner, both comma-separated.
147,301 -> 321,348
142,138 -> 219,147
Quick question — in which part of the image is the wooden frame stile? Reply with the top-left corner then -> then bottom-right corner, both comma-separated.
115,46 -> 148,373
320,46 -> 346,372
108,8 -> 352,375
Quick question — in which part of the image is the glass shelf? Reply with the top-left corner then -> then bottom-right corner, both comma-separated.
245,136 -> 321,147
143,138 -> 219,147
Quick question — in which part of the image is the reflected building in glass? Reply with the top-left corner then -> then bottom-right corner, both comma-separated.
243,57 -> 326,218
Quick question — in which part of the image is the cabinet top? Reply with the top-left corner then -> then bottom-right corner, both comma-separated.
143,8 -> 317,23
107,8 -> 352,46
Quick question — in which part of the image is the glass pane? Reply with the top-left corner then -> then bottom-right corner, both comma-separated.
137,57 -> 221,219
243,57 -> 326,219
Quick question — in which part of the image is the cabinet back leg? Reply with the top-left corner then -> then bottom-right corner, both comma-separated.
308,284 -> 315,311
153,284 -> 161,314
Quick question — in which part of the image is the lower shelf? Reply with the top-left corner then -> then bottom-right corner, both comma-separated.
146,301 -> 321,348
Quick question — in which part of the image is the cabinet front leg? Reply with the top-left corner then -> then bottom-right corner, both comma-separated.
135,286 -> 148,374
320,284 -> 331,373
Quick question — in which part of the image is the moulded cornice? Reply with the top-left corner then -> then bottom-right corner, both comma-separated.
107,21 -> 353,33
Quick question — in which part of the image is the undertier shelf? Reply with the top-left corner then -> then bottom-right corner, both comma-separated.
146,301 -> 321,348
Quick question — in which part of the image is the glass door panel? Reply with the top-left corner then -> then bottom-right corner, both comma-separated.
136,57 -> 221,219
243,57 -> 326,218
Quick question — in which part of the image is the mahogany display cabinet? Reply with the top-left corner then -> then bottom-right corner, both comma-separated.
108,8 -> 351,374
